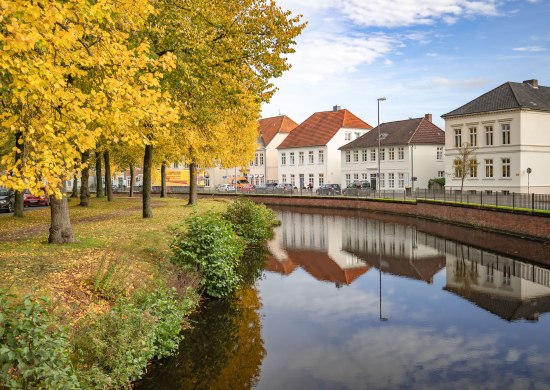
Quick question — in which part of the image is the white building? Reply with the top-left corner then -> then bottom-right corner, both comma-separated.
247,115 -> 298,186
277,106 -> 372,188
340,114 -> 445,190
442,79 -> 550,194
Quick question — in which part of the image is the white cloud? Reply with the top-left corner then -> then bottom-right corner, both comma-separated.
512,46 -> 546,52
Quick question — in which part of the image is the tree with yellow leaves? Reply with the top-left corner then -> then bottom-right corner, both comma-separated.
0,0 -> 173,242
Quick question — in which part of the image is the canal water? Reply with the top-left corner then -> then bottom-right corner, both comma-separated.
138,207 -> 550,390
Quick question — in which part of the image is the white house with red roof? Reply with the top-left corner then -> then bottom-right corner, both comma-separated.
247,115 -> 298,186
340,114 -> 445,190
277,106 -> 372,189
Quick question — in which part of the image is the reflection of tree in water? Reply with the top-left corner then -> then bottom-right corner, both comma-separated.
454,246 -> 479,295
137,247 -> 267,390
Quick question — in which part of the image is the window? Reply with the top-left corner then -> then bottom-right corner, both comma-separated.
502,123 -> 510,145
362,149 -> 368,162
345,174 -> 351,186
345,132 -> 351,140
398,147 -> 404,160
299,174 -> 304,187
289,152 -> 295,165
388,148 -> 395,160
308,151 -> 314,164
353,173 -> 359,181
388,173 -> 395,188
362,173 -> 368,181
437,171 -> 445,178
436,147 -> 443,160
318,150 -> 324,164
259,153 -> 264,166
345,151 -> 351,163
370,149 -> 376,161
281,153 -> 286,166
380,148 -> 385,161
353,150 -> 359,163
380,173 -> 385,189
282,174 -> 287,183
298,151 -> 304,165
309,173 -> 314,185
469,127 -> 477,146
318,174 -> 324,186
290,174 -> 295,186
398,173 -> 404,188
253,153 -> 258,166
355,132 -> 361,139
454,128 -> 462,147
454,161 -> 463,178
502,158 -> 510,178
485,126 -> 493,146
204,176 -> 210,187
485,159 -> 493,178
469,159 -> 478,178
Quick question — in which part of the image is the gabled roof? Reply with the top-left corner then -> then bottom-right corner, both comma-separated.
278,109 -> 372,149
442,80 -> 550,118
258,115 -> 298,146
340,116 -> 444,150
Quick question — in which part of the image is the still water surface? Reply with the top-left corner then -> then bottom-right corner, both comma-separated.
139,208 -> 550,390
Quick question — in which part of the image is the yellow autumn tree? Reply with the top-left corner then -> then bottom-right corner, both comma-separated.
0,0 -> 172,242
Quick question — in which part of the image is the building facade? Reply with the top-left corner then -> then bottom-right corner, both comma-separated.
442,79 -> 550,194
340,114 -> 445,190
277,106 -> 372,188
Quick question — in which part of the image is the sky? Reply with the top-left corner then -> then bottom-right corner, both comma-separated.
261,0 -> 550,128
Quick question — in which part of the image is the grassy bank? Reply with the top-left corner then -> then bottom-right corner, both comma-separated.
0,195 -> 230,388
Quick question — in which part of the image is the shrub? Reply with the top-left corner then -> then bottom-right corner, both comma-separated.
171,212 -> 244,298
72,299 -> 157,388
0,294 -> 80,389
222,199 -> 277,246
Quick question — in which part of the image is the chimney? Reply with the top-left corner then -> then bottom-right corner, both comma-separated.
424,113 -> 432,122
333,105 -> 341,112
523,79 -> 538,89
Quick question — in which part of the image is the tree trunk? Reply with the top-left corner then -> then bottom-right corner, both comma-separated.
80,151 -> 90,207
14,190 -> 24,217
188,162 -> 198,205
13,131 -> 24,217
95,151 -> 104,198
160,162 -> 167,198
49,182 -> 75,244
71,177 -> 78,198
143,144 -> 153,218
104,151 -> 112,201
129,163 -> 135,198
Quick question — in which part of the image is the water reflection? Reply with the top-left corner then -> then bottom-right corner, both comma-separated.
137,285 -> 265,389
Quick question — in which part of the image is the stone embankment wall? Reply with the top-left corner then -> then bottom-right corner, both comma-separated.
242,195 -> 550,241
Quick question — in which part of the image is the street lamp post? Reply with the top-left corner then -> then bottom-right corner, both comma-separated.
377,97 -> 386,197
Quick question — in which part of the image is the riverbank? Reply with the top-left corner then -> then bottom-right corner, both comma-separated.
0,196 -> 230,388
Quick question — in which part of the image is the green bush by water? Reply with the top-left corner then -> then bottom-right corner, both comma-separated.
171,212 -> 245,298
222,199 -> 278,246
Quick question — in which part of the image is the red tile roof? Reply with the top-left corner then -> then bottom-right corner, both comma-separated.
258,115 -> 298,146
278,109 -> 372,149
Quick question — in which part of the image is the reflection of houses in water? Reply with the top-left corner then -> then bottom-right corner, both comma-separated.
342,219 -> 446,284
265,212 -> 369,286
443,241 -> 550,322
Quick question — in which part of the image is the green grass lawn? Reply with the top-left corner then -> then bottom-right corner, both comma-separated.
0,195 -> 229,321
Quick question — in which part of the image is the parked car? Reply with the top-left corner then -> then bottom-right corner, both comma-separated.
255,182 -> 278,194
343,180 -> 373,196
217,184 -> 236,192
240,184 -> 255,193
273,183 -> 294,194
316,184 -> 341,196
23,189 -> 50,207
0,188 -> 14,213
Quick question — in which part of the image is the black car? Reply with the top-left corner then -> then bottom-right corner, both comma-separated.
0,188 -> 14,213
343,180 -> 373,196
316,184 -> 341,195
273,183 -> 293,194
255,182 -> 278,194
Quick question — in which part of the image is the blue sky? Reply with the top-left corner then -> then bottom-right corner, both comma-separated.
261,0 -> 550,128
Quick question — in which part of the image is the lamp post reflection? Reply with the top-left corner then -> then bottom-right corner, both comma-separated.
379,220 -> 388,322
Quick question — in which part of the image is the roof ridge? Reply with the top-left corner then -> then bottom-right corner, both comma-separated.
507,82 -> 522,108
406,117 -> 425,144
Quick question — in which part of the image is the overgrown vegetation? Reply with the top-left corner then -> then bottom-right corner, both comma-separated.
222,198 -> 278,246
171,212 -> 245,298
428,177 -> 445,189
